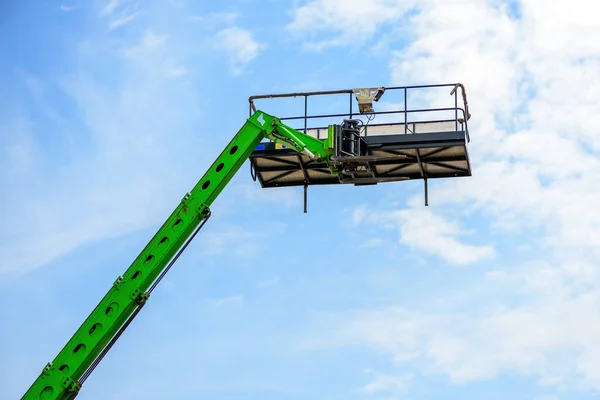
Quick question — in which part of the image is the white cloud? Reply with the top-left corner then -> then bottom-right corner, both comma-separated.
257,277 -> 280,287
234,182 -> 301,208
362,370 -> 413,395
0,121 -> 35,178
193,222 -> 265,259
310,259 -> 600,389
214,27 -> 265,76
383,0 -> 600,257
186,12 -> 239,28
123,32 -> 188,79
108,11 -> 141,30
211,295 -> 244,308
354,205 -> 495,266
286,0 -> 416,50
361,237 -> 384,249
99,0 -> 120,17
99,0 -> 141,31
132,31 -> 168,49
59,5 -> 74,12
394,208 -> 496,265
167,65 -> 188,78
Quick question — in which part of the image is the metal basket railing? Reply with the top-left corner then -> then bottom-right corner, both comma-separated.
249,83 -> 471,143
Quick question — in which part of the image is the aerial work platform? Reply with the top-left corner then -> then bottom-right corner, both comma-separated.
248,84 -> 471,206
20,81 -> 475,400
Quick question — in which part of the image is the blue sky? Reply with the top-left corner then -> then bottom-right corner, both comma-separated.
2,0 -> 600,399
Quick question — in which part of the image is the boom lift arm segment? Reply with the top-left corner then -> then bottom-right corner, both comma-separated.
22,111 -> 331,400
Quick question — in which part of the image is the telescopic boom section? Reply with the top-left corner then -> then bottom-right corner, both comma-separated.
22,111 -> 330,400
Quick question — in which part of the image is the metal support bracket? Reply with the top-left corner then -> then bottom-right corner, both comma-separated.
130,289 -> 149,304
112,276 -> 124,289
181,192 -> 191,204
61,377 -> 74,389
196,204 -> 210,218
43,362 -> 53,374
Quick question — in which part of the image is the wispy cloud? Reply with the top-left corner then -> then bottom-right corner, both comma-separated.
186,12 -> 239,28
286,0 -> 417,50
214,27 -> 265,76
98,0 -> 141,31
108,10 -> 141,30
187,216 -> 287,264
312,257 -> 600,388
16,69 -> 64,124
59,5 -> 74,12
0,29 -> 199,279
99,0 -> 121,17
362,370 -> 413,395
211,295 -> 244,308
360,237 -> 383,249
123,31 -> 188,78
166,65 -> 188,78
99,0 -> 120,17
235,183 -> 300,208
354,205 -> 496,266
257,277 -> 279,287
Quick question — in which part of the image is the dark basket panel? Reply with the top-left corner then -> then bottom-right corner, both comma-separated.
249,131 -> 470,188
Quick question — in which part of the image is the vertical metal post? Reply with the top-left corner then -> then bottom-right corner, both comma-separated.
454,86 -> 458,131
404,88 -> 408,135
424,178 -> 429,206
349,92 -> 353,119
304,95 -> 308,134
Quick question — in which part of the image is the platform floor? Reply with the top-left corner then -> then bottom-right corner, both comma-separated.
249,130 -> 470,188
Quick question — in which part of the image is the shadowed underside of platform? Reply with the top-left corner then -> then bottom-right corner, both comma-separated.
249,130 -> 471,188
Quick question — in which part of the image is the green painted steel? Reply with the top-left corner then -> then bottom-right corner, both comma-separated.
22,111 -> 330,400
327,125 -> 335,152
266,122 -> 330,161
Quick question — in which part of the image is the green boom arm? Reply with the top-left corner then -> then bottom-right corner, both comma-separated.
22,111 -> 331,400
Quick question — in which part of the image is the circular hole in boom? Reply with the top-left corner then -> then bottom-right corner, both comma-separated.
73,343 -> 86,355
230,145 -> 238,155
40,386 -> 54,400
105,302 -> 119,316
89,323 -> 103,336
